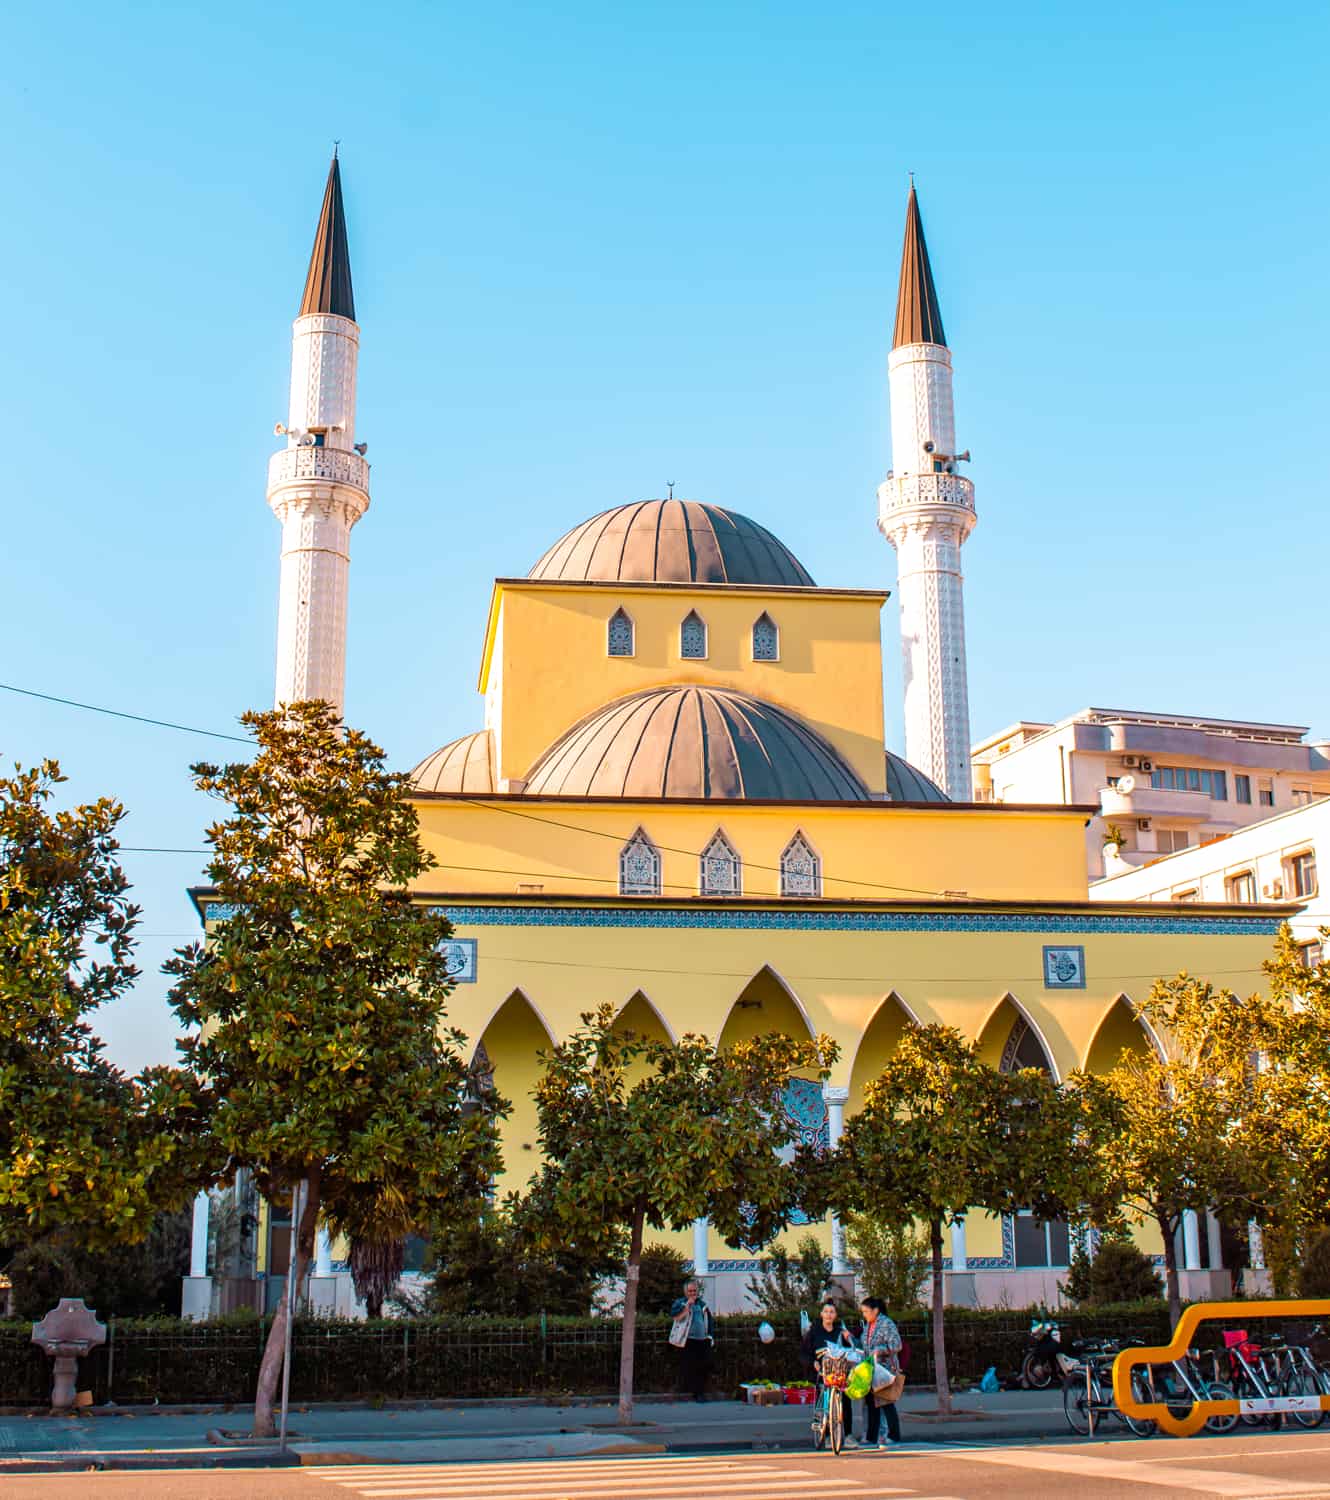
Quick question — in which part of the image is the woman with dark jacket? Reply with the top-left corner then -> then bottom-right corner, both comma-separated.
669,1280 -> 716,1401
799,1299 -> 856,1379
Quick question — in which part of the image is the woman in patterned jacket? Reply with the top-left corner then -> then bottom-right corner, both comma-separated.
856,1296 -> 903,1447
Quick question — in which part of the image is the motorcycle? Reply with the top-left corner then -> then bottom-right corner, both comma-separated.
1021,1318 -> 1067,1389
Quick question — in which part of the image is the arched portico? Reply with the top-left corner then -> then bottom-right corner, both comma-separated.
716,965 -> 815,1050
478,989 -> 555,1190
1083,994 -> 1162,1073
848,990 -> 919,1116
976,993 -> 1059,1079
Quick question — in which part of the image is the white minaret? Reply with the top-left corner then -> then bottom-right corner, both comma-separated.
267,151 -> 370,712
877,184 -> 976,800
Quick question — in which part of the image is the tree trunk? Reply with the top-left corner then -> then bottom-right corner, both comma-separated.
1158,1211 -> 1182,1331
930,1217 -> 951,1416
253,1171 -> 321,1438
618,1200 -> 646,1426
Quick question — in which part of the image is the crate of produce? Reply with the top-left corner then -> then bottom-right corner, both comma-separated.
783,1384 -> 815,1404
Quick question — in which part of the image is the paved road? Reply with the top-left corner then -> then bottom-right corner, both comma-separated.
6,1433 -> 1330,1499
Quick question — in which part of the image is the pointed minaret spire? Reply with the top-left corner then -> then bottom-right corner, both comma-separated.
892,181 -> 945,349
268,154 -> 370,713
299,151 -> 356,321
877,182 -> 976,800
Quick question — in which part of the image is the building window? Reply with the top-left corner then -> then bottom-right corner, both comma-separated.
780,831 -> 821,898
1300,940 -> 1324,969
1150,766 -> 1227,800
1235,774 -> 1252,805
1173,887 -> 1199,902
680,610 -> 708,660
1292,787 -> 1315,807
607,608 -> 635,657
618,828 -> 661,896
699,829 -> 741,896
1156,830 -> 1192,854
751,612 -> 779,662
1226,870 -> 1257,905
1287,850 -> 1318,899
1259,779 -> 1275,807
1013,1213 -> 1072,1268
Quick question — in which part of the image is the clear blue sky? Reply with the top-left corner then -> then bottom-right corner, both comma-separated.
3,0 -> 1327,1073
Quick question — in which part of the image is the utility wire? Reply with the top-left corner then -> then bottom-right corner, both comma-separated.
0,682 -> 251,744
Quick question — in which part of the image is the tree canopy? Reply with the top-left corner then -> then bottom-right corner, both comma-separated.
165,702 -> 502,1434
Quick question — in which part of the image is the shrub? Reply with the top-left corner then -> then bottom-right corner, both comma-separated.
637,1244 -> 689,1314
6,1212 -> 191,1320
845,1214 -> 929,1311
1297,1228 -> 1330,1298
745,1232 -> 830,1318
1064,1238 -> 1162,1306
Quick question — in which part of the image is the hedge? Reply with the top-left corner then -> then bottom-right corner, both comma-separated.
3,1302 -> 1303,1407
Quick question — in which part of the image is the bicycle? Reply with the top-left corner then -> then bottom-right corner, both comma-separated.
1223,1332 -> 1329,1431
1062,1342 -> 1156,1437
812,1350 -> 854,1454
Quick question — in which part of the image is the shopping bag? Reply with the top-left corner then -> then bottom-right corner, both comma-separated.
669,1315 -> 689,1348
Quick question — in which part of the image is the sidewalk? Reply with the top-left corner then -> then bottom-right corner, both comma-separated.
0,1390 -> 1071,1472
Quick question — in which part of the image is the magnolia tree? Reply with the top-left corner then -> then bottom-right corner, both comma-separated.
165,703 -> 503,1435
533,1006 -> 836,1423
0,760 -> 201,1250
1072,972 -> 1298,1324
834,1024 -> 1092,1413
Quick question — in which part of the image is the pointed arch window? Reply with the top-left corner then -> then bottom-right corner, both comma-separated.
619,827 -> 661,896
751,612 -> 779,662
780,831 -> 821,898
607,607 -> 635,657
679,610 -> 708,660
699,829 -> 741,897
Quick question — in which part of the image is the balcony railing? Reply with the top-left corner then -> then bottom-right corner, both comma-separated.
267,446 -> 369,493
1099,785 -> 1216,823
878,471 -> 975,516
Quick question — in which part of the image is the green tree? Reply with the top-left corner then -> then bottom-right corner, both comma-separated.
637,1243 -> 690,1315
835,1024 -> 1092,1414
1061,1235 -> 1163,1306
7,1209 -> 192,1319
533,1007 -> 834,1422
165,703 -> 502,1435
844,1213 -> 930,1311
745,1231 -> 831,1318
0,760 -> 200,1249
1075,971 -> 1295,1327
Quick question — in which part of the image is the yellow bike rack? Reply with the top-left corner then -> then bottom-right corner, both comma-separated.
1112,1299 -> 1330,1437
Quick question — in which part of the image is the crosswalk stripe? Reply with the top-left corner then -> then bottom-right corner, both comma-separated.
310,1458 -> 747,1477
316,1462 -> 794,1486
942,1448 -> 1330,1497
349,1476 -> 858,1498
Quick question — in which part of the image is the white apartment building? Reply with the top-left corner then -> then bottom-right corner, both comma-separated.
1092,796 -> 1328,967
971,708 -> 1330,881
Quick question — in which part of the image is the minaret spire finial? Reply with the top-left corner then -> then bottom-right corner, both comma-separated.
299,153 -> 355,320
892,179 -> 945,350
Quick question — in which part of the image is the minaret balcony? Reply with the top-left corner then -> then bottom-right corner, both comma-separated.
877,471 -> 975,525
267,445 -> 370,496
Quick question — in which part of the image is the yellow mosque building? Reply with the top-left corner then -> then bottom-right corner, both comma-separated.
188,158 -> 1291,1314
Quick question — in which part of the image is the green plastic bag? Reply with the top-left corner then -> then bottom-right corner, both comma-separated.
845,1359 -> 874,1400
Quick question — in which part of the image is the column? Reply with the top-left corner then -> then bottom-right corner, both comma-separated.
692,1219 -> 710,1277
190,1190 -> 210,1278
1182,1210 -> 1202,1271
823,1087 -> 850,1274
316,1226 -> 333,1277
1248,1220 -> 1266,1271
1206,1212 -> 1223,1271
951,1219 -> 968,1271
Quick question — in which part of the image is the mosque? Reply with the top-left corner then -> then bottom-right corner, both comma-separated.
190,156 -> 1289,1313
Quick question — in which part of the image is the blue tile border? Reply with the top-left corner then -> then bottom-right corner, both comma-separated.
426,905 -> 1279,937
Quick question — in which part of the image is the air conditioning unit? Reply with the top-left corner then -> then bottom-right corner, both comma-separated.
1140,759 -> 1154,772
1122,755 -> 1139,768
1263,880 -> 1283,899
1137,818 -> 1151,831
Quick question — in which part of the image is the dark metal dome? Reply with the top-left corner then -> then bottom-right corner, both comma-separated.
524,686 -> 866,800
528,500 -> 815,587
885,751 -> 950,803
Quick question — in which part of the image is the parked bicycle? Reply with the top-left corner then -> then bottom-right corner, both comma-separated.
1219,1329 -> 1330,1431
1062,1337 -> 1237,1438
811,1349 -> 855,1455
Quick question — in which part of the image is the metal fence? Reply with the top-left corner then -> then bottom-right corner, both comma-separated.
9,1304 -> 1294,1408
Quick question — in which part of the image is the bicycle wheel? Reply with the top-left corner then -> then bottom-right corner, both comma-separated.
829,1388 -> 845,1454
1203,1381 -> 1240,1435
1023,1351 -> 1056,1390
1063,1375 -> 1092,1435
811,1387 -> 827,1450
1283,1368 -> 1327,1429
1122,1371 -> 1158,1438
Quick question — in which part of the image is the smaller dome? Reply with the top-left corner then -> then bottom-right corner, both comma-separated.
411,729 -> 494,793
529,500 -> 816,588
525,687 -> 868,801
885,752 -> 950,803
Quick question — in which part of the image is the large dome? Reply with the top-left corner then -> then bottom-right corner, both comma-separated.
411,729 -> 494,793
528,500 -> 816,587
885,751 -> 949,803
523,686 -> 867,801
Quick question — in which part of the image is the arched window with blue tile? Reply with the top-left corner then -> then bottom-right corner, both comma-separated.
679,609 -> 708,660
751,611 -> 779,662
607,607 -> 635,657
618,827 -> 661,896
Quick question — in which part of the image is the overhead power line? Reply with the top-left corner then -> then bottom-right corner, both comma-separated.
1,682 -> 251,744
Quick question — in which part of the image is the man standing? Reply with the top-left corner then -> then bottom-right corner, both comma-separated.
670,1279 -> 716,1401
